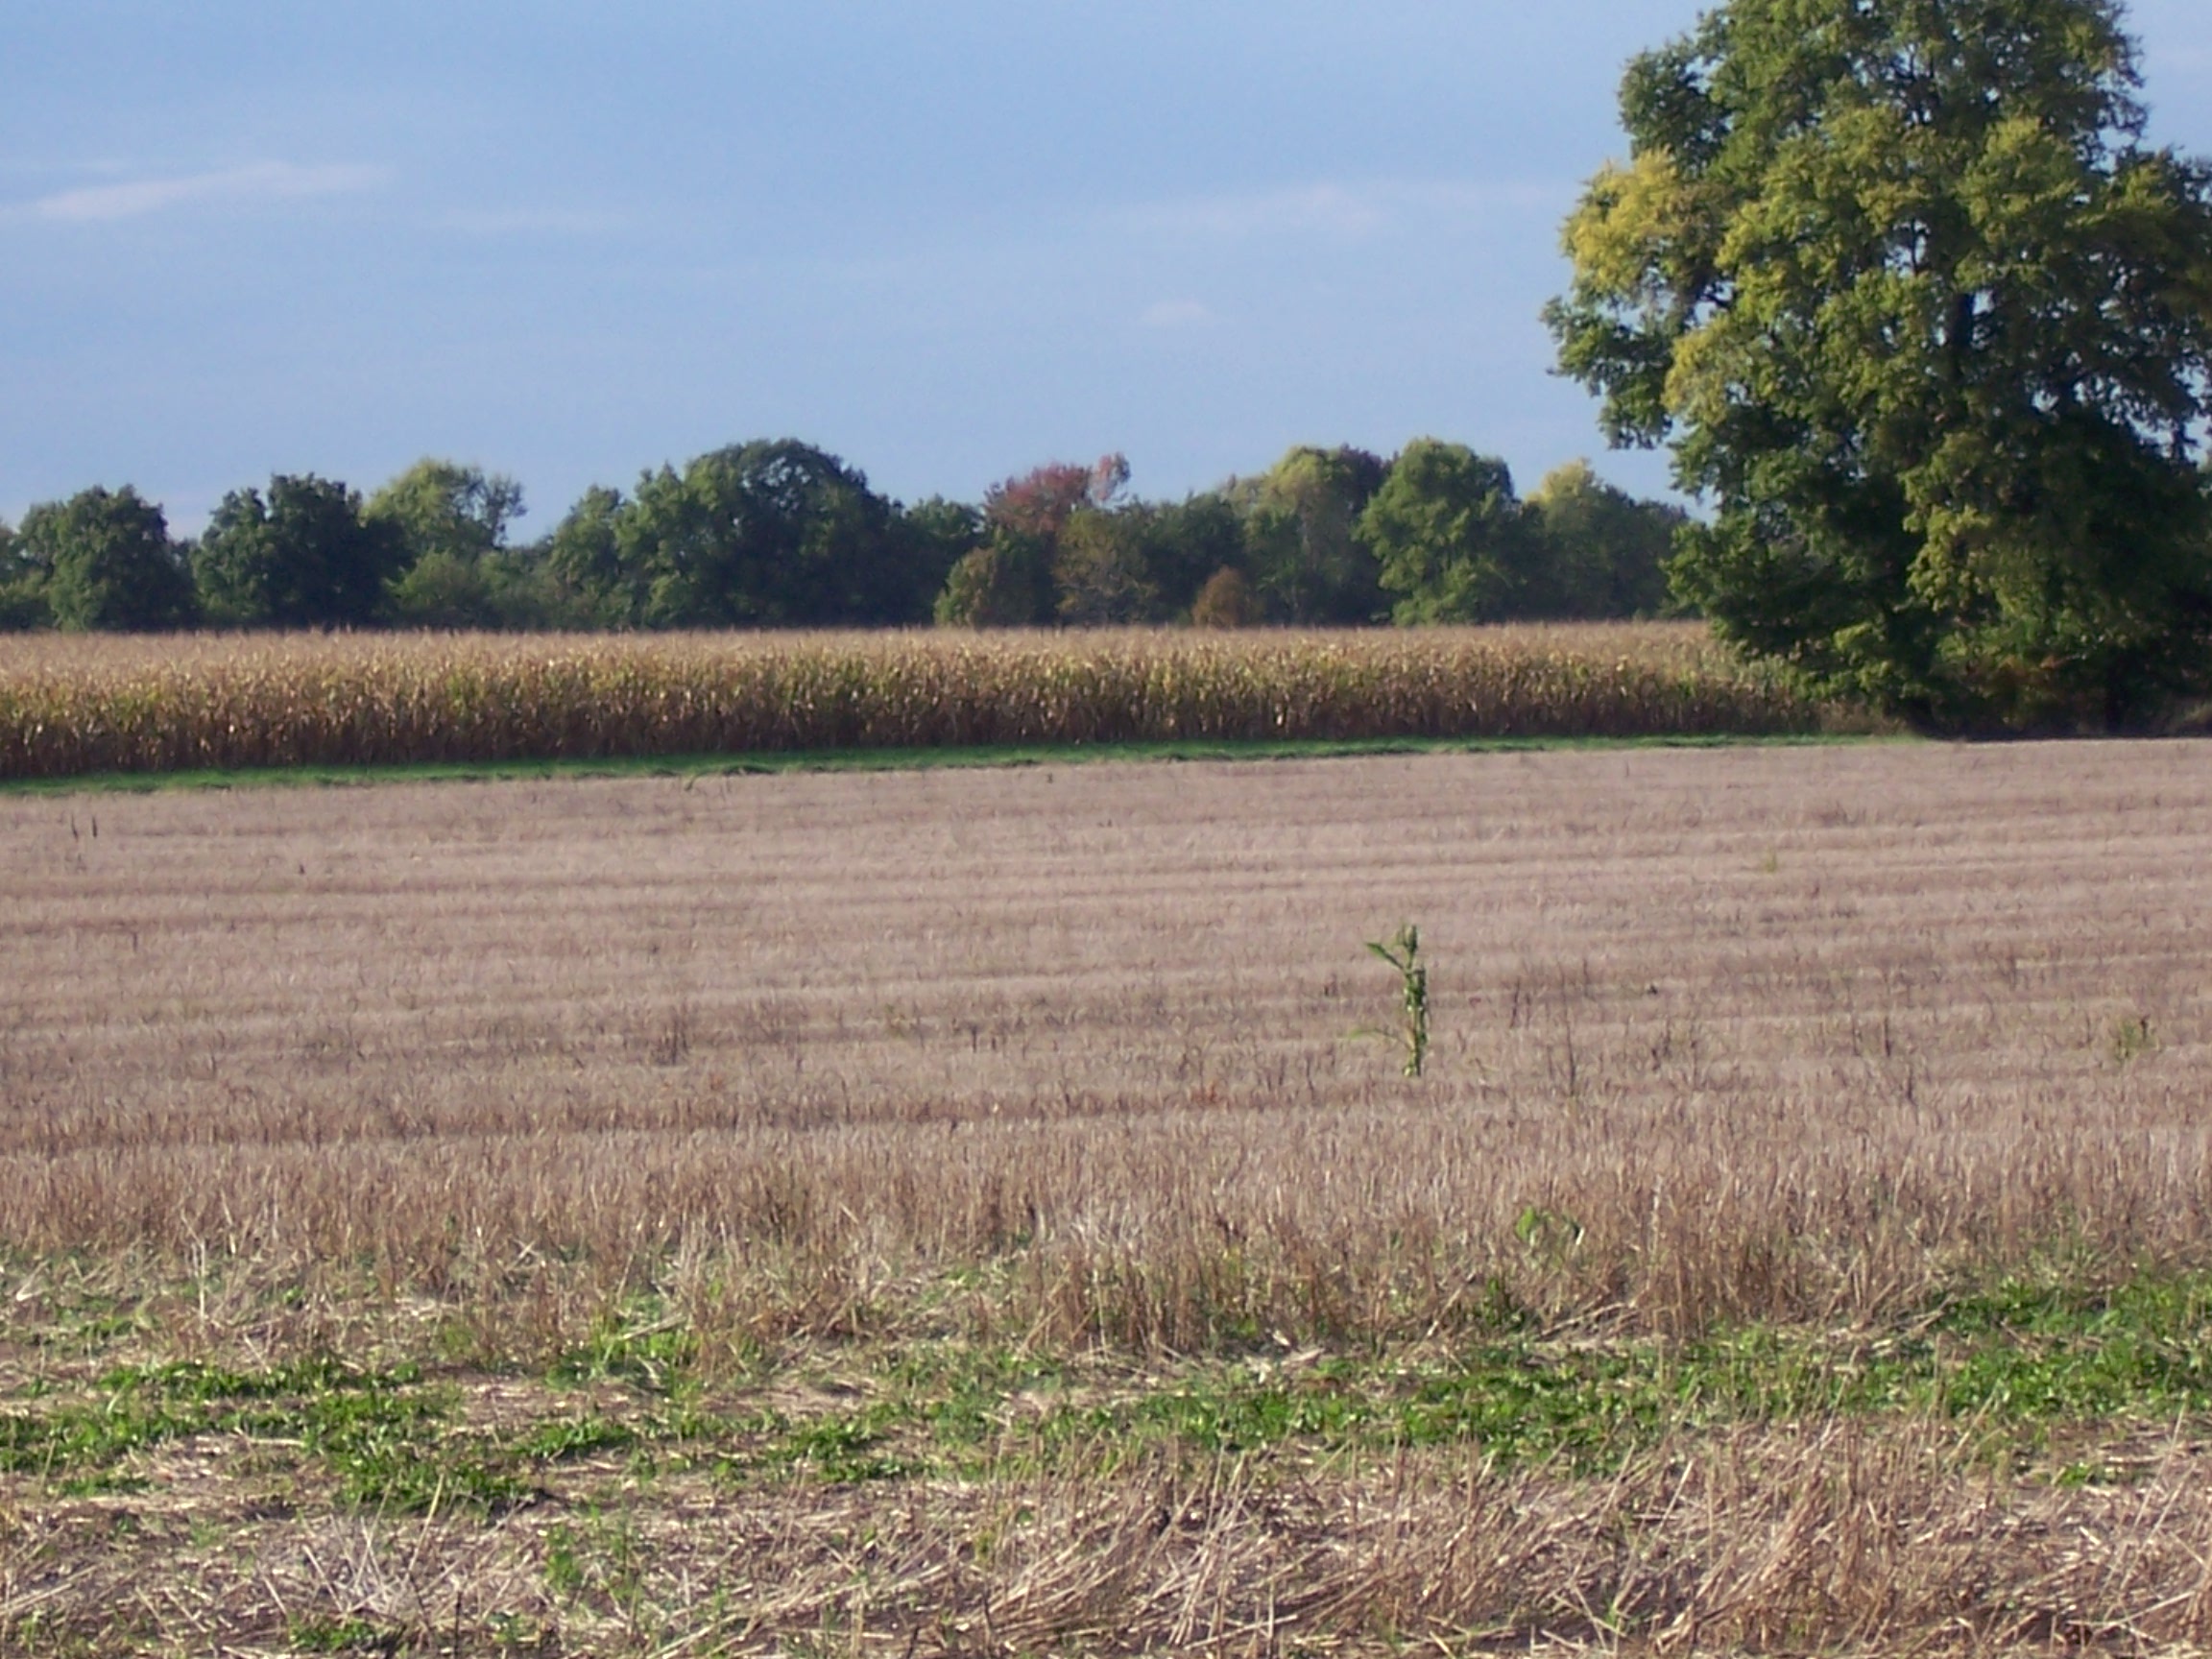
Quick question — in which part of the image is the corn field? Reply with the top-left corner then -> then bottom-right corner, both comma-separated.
0,623 -> 1846,781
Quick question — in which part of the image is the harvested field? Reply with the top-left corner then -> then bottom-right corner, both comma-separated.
6,740 -> 2212,1654
0,623 -> 1842,781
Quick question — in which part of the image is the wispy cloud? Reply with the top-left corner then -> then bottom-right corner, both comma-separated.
1116,178 -> 1569,244
438,206 -> 622,237
1138,299 -> 1214,329
22,161 -> 388,223
1121,182 -> 1388,241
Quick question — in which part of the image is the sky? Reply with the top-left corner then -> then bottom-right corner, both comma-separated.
6,2 -> 2212,540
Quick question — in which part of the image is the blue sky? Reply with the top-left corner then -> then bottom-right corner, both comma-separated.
7,2 -> 2211,538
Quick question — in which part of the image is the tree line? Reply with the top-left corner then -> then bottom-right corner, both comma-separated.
0,439 -> 1685,634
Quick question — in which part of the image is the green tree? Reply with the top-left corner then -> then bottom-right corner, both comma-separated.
1527,461 -> 1686,617
621,440 -> 912,628
1548,0 -> 2212,730
369,459 -> 527,628
193,474 -> 406,628
933,532 -> 1050,626
1053,508 -> 1162,624
1360,441 -> 1534,624
1134,493 -> 1247,618
541,485 -> 641,627
896,495 -> 987,614
0,517 -> 49,629
1236,445 -> 1387,623
19,486 -> 195,631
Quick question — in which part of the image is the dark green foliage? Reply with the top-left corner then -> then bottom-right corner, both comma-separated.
370,458 -> 530,629
10,443 -> 1695,636
936,457 -> 1127,628
934,532 -> 1051,625
1549,0 -> 2212,730
895,495 -> 988,609
192,474 -> 407,628
610,440 -> 922,628
1053,509 -> 1162,624
935,469 -> 1262,628
368,459 -> 524,567
1134,493 -> 1249,618
540,484 -> 639,627
1362,442 -> 1535,623
1236,445 -> 1389,623
17,487 -> 195,632
1527,462 -> 1685,618
1358,447 -> 1684,624
0,519 -> 38,630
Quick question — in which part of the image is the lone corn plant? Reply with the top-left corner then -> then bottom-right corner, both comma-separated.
1364,923 -> 1430,1078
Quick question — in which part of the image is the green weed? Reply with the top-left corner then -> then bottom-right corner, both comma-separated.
550,1308 -> 697,1395
2109,1013 -> 2156,1064
1362,923 -> 1431,1077
285,1614 -> 401,1655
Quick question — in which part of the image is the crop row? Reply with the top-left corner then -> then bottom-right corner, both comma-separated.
0,624 -> 1844,781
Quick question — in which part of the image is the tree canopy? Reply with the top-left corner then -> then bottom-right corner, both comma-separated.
0,519 -> 33,630
193,474 -> 408,628
1236,446 -> 1389,624
369,460 -> 529,628
17,486 -> 195,632
621,441 -> 921,628
1363,441 -> 1532,624
936,457 -> 1130,627
1549,0 -> 2212,730
11,442 -> 1691,635
1527,462 -> 1682,619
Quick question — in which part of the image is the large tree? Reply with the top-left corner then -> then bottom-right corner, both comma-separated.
1548,0 -> 2212,730
1235,445 -> 1388,624
1053,508 -> 1162,624
541,485 -> 641,627
193,474 -> 407,628
621,440 -> 914,628
1133,493 -> 1247,619
370,459 -> 529,629
0,519 -> 36,629
1361,440 -> 1535,624
1527,462 -> 1685,618
19,486 -> 195,631
935,456 -> 1128,627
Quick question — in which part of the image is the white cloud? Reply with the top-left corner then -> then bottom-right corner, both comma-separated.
23,161 -> 388,223
1138,298 -> 1214,329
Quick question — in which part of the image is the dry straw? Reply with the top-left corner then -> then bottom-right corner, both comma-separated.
0,624 -> 1839,781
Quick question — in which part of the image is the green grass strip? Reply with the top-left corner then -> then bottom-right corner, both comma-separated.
5,1266 -> 2206,1501
0,731 -> 1895,798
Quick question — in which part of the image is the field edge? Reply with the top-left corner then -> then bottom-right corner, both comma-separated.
0,730 -> 1908,797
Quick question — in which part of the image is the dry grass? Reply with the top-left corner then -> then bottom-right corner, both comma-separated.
7,739 -> 2212,1652
0,623 -> 1840,781
16,1425 -> 2212,1656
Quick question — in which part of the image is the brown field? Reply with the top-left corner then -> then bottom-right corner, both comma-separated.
6,740 -> 2212,1654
